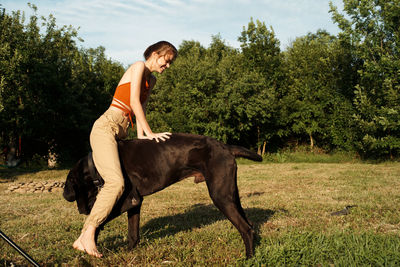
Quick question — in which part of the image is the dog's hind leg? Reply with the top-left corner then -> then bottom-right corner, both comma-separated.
206,165 -> 254,258
127,205 -> 142,249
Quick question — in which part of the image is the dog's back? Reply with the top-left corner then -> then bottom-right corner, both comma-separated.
63,133 -> 262,213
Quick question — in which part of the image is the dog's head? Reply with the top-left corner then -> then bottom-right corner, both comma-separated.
63,156 -> 99,215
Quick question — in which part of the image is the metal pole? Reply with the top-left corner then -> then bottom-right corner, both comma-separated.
0,229 -> 40,267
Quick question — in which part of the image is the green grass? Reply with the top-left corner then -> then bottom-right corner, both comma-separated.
1,161 -> 400,266
263,149 -> 361,164
236,147 -> 362,165
244,231 -> 400,266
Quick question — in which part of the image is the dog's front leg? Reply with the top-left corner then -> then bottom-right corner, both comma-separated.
127,205 -> 141,249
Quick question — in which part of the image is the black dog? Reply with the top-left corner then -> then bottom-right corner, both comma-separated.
63,133 -> 262,258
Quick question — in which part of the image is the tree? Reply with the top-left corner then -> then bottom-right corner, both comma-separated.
147,40 -> 214,135
238,18 -> 282,152
149,33 -> 280,152
0,5 -> 124,164
330,0 -> 400,158
280,30 -> 356,150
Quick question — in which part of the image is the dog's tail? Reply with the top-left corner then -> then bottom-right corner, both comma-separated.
228,145 -> 263,162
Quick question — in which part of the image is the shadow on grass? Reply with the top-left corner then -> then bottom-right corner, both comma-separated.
102,203 -> 276,251
0,166 -> 50,182
0,168 -> 32,182
0,164 -> 69,182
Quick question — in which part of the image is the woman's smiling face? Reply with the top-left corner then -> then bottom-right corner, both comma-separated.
155,52 -> 175,73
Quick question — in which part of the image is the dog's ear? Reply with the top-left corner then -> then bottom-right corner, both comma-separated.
76,157 -> 101,215
63,162 -> 80,202
64,155 -> 102,215
75,184 -> 91,215
76,185 -> 98,215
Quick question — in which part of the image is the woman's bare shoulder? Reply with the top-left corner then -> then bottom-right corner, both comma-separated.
119,62 -> 145,84
130,61 -> 145,70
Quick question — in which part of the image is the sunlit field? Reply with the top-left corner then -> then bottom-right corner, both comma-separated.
1,161 -> 400,266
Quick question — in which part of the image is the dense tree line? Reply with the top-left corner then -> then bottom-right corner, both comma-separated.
0,5 -> 124,163
1,1 -> 399,165
150,0 -> 400,159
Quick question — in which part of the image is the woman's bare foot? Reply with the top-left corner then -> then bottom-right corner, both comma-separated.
73,226 -> 103,258
72,235 -> 85,252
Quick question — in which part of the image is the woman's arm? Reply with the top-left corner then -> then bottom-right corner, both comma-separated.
130,63 -> 169,142
135,73 -> 154,138
136,98 -> 148,138
130,62 -> 153,136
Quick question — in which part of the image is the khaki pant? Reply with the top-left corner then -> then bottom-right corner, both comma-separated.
82,108 -> 129,231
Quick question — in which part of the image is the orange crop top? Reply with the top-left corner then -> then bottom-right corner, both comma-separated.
110,79 -> 150,128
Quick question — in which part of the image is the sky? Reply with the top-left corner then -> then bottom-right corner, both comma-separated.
2,0 -> 345,66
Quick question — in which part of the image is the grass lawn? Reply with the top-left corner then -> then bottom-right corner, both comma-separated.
1,161 -> 400,266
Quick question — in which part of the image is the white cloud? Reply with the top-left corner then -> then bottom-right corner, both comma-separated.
2,0 -> 345,66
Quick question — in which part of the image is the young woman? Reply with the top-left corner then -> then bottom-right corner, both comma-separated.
73,41 -> 177,257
